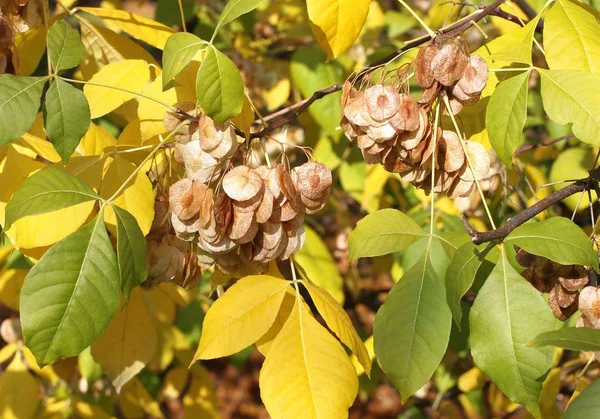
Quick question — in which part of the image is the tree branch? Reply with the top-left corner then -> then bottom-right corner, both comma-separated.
514,134 -> 574,155
470,167 -> 600,244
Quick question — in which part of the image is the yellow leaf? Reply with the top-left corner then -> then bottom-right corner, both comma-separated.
39,397 -> 71,419
259,296 -> 359,419
295,225 -> 344,304
77,122 -> 117,156
458,366 -> 488,392
182,374 -> 221,419
307,0 -> 371,59
539,368 -> 562,419
232,95 -> 255,138
159,282 -> 189,306
84,59 -> 150,119
17,134 -> 61,163
0,352 -> 42,419
13,25 -> 47,76
145,284 -> 177,325
79,20 -> 158,80
0,268 -> 26,311
72,401 -> 113,419
21,346 -> 61,384
0,343 -> 17,364
255,286 -> 297,355
356,0 -> 384,47
149,324 -> 175,371
100,156 -> 155,235
0,146 -> 95,249
79,7 -> 175,50
351,335 -> 374,376
362,164 -> 389,213
119,377 -> 165,419
159,367 -> 189,400
194,275 -> 291,360
91,288 -> 158,389
302,281 -> 371,376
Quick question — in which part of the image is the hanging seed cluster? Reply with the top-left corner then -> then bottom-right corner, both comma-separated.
341,37 -> 490,198
163,103 -> 332,275
516,249 -> 590,321
577,286 -> 600,358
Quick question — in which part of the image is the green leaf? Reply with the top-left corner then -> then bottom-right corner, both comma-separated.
539,69 -> 600,145
530,327 -> 600,352
214,0 -> 267,35
113,205 -> 148,300
348,208 -> 427,260
470,251 -> 556,418
43,78 -> 91,163
162,32 -> 206,88
486,71 -> 530,167
549,147 -> 598,212
374,251 -> 452,402
544,0 -> 600,74
446,243 -> 499,326
0,75 -> 47,145
47,20 -> 86,72
20,210 -> 121,366
195,46 -> 244,124
505,217 -> 598,268
5,166 -> 100,230
290,46 -> 343,134
564,379 -> 600,419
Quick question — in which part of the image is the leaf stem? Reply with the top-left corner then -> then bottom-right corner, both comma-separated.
397,0 -> 435,37
42,0 -> 52,76
178,0 -> 188,32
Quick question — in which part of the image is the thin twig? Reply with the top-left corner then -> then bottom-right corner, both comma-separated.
514,134 -> 574,154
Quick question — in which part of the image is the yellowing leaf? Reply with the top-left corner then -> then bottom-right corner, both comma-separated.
0,268 -> 26,311
194,275 -> 291,360
0,343 -> 17,364
0,352 -> 42,419
91,288 -> 157,389
77,122 -> 117,156
307,0 -> 371,59
119,377 -> 165,419
72,401 -> 113,419
100,156 -> 154,235
545,0 -> 600,74
79,20 -> 157,80
13,26 -> 47,76
295,225 -> 344,304
351,335 -> 374,376
159,367 -> 189,400
232,95 -> 255,137
84,59 -> 150,119
145,283 -> 177,325
182,374 -> 220,419
255,286 -> 297,355
259,296 -> 358,418
17,133 -> 61,163
303,281 -> 371,376
79,7 -> 175,50
489,14 -> 541,65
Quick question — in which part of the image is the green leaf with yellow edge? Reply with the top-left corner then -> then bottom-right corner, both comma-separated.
290,46 -> 342,134
213,0 -> 268,35
193,275 -> 291,360
302,281 -> 372,376
78,7 -> 174,50
306,0 -> 371,60
445,242 -> 499,326
259,295 -> 358,418
504,217 -> 598,268
83,59 -> 150,119
43,78 -> 91,163
374,251 -> 452,402
564,379 -> 600,419
196,46 -> 244,124
161,32 -> 206,88
113,206 -> 148,300
47,20 -> 85,72
295,225 -> 344,304
489,13 -> 541,64
470,250 -> 556,418
349,208 -> 427,260
4,166 -> 99,231
91,288 -> 157,389
0,352 -> 42,419
0,75 -> 47,145
255,287 -> 296,356
530,327 -> 600,352
545,0 -> 600,74
539,69 -> 600,145
20,209 -> 121,366
100,156 -> 155,236
486,70 -> 531,167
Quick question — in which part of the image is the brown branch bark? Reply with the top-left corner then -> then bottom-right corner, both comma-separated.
470,167 -> 600,244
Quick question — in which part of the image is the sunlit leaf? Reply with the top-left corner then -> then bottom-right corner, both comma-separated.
20,210 -> 121,366
255,287 -> 296,356
505,217 -> 598,268
259,296 -> 358,418
349,208 -> 427,260
43,78 -> 91,163
91,288 -> 157,388
470,251 -> 556,418
0,75 -> 47,145
306,0 -> 371,59
0,353 -> 42,419
486,70 -> 531,167
162,32 -> 206,88
564,379 -> 600,418
214,0 -> 268,34
374,252 -> 452,402
47,20 -> 86,72
195,46 -> 244,123
530,327 -> 600,352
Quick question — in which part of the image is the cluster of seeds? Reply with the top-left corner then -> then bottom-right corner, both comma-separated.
516,249 -> 590,320
341,37 -> 490,198
162,104 -> 332,275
